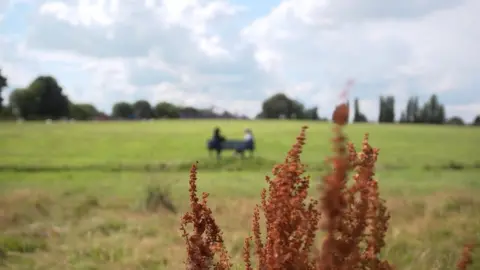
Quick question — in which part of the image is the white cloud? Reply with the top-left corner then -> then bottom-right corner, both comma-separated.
0,0 -> 478,121
39,0 -> 119,26
0,38 -> 39,87
241,0 -> 480,119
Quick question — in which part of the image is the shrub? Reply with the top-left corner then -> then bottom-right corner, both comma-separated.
144,184 -> 176,214
180,103 -> 475,270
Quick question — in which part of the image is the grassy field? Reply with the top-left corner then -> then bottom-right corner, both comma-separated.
0,120 -> 480,269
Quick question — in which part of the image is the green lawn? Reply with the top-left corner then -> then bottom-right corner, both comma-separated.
0,120 -> 479,169
0,120 -> 479,269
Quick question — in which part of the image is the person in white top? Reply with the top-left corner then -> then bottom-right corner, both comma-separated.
244,128 -> 253,142
234,128 -> 254,158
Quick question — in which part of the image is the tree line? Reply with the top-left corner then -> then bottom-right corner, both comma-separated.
0,70 -> 479,125
0,72 -> 249,121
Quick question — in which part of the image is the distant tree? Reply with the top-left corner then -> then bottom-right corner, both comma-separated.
198,107 -> 218,118
437,105 -> 446,124
419,94 -> 445,124
260,93 -> 306,119
258,93 -> 324,120
446,116 -> 465,126
69,103 -> 99,120
220,110 -> 235,119
292,100 -> 308,119
303,106 -> 319,120
353,98 -> 368,123
7,76 -> 69,120
379,97 -> 386,123
133,100 -> 153,119
154,102 -> 180,118
9,88 -> 39,120
28,76 -> 70,119
0,104 -> 14,119
399,96 -> 421,123
472,115 -> 480,126
386,96 -> 395,123
179,106 -> 201,118
0,69 -> 7,112
378,96 -> 395,123
255,112 -> 265,119
112,102 -> 134,118
260,93 -> 290,119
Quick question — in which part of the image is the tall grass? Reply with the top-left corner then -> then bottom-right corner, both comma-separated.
180,104 -> 475,269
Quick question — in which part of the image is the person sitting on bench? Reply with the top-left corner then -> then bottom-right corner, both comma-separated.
209,127 -> 226,159
234,128 -> 255,157
244,128 -> 253,143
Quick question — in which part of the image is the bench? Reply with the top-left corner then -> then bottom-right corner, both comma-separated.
206,139 -> 255,158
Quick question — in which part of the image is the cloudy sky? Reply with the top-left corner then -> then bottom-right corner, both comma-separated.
0,0 -> 479,121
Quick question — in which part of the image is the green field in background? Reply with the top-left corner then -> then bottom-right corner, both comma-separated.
0,120 -> 479,170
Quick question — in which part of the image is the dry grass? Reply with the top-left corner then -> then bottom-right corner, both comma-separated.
179,104 -> 476,270
0,187 -> 479,269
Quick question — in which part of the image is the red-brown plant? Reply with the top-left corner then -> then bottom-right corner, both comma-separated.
315,104 -> 393,270
457,243 -> 475,270
180,104 -> 475,269
180,163 -> 231,270
244,125 -> 320,269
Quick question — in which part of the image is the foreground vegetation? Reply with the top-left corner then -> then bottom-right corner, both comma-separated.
0,119 -> 479,269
